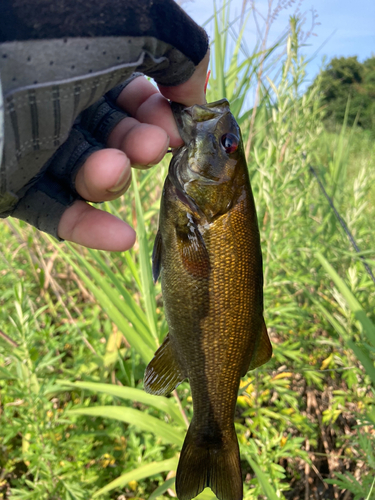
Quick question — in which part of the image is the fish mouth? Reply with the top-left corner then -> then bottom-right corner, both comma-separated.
186,155 -> 234,187
185,160 -> 221,186
170,146 -> 183,157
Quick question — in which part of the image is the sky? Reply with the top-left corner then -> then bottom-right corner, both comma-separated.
181,0 -> 375,87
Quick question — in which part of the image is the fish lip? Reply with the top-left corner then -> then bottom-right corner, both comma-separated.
170,145 -> 185,157
173,142 -> 221,186
185,155 -> 234,186
184,166 -> 221,186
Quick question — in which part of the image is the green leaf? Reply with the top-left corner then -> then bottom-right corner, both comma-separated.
316,252 -> 375,346
195,490 -> 218,500
123,248 -> 142,290
213,1 -> 226,100
315,253 -> 375,385
312,298 -> 348,338
69,244 -> 156,352
60,380 -> 186,427
247,457 -> 280,500
133,173 -> 159,343
347,340 -> 375,386
47,237 -> 154,364
68,406 -> 184,446
88,248 -> 154,347
92,457 -> 178,497
149,477 -> 176,500
0,366 -> 15,379
366,477 -> 375,500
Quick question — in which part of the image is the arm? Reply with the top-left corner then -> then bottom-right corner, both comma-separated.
0,0 -> 209,249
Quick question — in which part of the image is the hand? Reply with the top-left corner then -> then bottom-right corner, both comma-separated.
57,50 -> 209,251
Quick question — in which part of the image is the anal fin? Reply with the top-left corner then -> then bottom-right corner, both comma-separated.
242,318 -> 272,376
144,334 -> 186,396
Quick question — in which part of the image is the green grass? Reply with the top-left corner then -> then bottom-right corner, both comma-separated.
1,2 -> 375,500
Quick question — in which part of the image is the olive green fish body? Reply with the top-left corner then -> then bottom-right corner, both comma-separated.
145,100 -> 272,500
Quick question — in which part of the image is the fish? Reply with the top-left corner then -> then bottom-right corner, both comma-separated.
144,99 -> 272,500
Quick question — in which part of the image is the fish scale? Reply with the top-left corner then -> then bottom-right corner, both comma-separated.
144,99 -> 272,500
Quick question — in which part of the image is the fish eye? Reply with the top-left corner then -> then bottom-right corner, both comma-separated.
221,133 -> 238,154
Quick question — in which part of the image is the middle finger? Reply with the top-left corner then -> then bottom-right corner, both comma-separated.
114,76 -> 183,147
107,117 -> 170,166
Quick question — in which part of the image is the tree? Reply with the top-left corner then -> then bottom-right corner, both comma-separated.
316,55 -> 375,131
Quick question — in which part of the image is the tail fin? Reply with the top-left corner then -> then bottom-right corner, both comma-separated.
176,422 -> 243,500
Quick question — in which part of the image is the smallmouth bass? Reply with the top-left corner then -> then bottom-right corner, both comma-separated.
144,99 -> 272,500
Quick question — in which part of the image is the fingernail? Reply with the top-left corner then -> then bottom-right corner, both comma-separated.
149,135 -> 170,166
107,167 -> 132,194
130,136 -> 170,170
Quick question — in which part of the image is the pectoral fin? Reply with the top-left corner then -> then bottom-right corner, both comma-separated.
144,334 -> 186,396
177,216 -> 210,279
152,229 -> 163,283
242,319 -> 272,376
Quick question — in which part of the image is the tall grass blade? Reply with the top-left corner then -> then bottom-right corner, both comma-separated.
316,252 -> 375,345
330,96 -> 351,201
48,238 -> 154,364
72,246 -> 156,351
225,17 -> 248,101
365,477 -> 375,500
132,172 -> 159,343
68,406 -> 184,446
347,340 -> 375,386
247,457 -> 280,500
92,457 -> 178,497
60,380 -> 186,427
316,252 -> 375,385
124,249 -> 142,288
87,249 -> 154,345
213,1 -> 226,100
149,477 -> 176,500
304,288 -> 348,338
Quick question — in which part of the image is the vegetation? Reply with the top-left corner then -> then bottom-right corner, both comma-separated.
315,55 -> 375,133
1,2 -> 375,500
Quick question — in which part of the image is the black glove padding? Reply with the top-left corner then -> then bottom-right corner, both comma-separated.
10,77 -> 141,238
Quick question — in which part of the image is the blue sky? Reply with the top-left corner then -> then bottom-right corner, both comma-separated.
182,0 -> 375,86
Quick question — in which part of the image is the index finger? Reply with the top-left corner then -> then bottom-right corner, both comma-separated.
115,76 -> 182,147
158,49 -> 210,106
